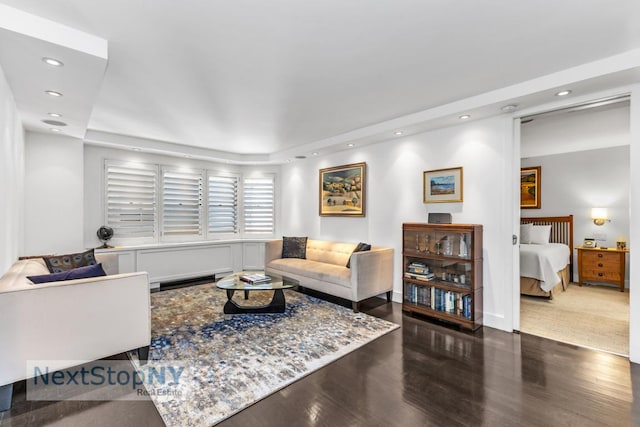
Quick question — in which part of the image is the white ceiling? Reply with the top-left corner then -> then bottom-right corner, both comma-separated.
1,0 -> 640,162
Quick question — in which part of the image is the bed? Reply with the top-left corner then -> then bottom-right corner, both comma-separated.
520,215 -> 573,299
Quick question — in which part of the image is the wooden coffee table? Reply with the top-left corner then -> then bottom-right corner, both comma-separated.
216,272 -> 298,314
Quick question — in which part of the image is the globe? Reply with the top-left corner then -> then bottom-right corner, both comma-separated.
97,226 -> 114,248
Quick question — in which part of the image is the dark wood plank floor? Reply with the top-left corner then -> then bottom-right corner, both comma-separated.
2,298 -> 639,427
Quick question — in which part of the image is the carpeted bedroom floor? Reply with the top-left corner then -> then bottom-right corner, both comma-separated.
520,283 -> 629,355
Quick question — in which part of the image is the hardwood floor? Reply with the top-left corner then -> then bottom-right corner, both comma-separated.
2,298 -> 639,426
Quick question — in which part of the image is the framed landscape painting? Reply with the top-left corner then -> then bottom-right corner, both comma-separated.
319,162 -> 366,216
520,166 -> 541,209
423,167 -> 463,203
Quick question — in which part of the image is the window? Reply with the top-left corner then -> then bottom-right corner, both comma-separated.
105,161 -> 157,242
161,168 -> 203,238
104,160 -> 275,243
243,176 -> 275,234
208,174 -> 239,235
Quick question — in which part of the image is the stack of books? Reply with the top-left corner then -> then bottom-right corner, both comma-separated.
239,273 -> 272,284
404,262 -> 434,281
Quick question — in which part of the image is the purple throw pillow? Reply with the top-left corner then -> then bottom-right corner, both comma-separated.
28,263 -> 107,284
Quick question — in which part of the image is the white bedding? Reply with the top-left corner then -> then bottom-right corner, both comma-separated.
520,243 -> 570,292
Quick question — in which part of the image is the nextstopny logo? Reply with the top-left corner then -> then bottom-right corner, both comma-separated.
26,360 -> 187,401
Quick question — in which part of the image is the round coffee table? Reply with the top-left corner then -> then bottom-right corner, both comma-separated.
216,271 -> 298,314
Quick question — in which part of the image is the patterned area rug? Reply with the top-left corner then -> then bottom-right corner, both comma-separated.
131,282 -> 399,426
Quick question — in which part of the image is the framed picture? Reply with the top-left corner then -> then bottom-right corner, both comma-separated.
423,167 -> 463,203
319,162 -> 366,216
520,166 -> 541,209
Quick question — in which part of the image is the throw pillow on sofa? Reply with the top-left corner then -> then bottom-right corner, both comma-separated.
346,242 -> 371,268
282,236 -> 308,259
44,249 -> 97,273
28,263 -> 107,284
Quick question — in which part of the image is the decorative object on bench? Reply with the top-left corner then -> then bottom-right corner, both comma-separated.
0,253 -> 151,411
265,238 -> 393,312
96,225 -> 114,249
319,162 -> 366,217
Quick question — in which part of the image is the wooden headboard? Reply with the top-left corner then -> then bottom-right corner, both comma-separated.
521,215 -> 574,282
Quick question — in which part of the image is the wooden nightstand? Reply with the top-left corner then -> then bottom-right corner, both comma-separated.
576,246 -> 629,292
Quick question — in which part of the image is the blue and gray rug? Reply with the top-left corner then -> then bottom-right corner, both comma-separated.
131,282 -> 399,426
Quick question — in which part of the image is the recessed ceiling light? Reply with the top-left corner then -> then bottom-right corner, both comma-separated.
347,143 -> 355,147
312,152 -> 319,156
555,90 -> 572,96
42,57 -> 64,67
184,155 -> 192,158
45,90 -> 63,97
394,131 -> 403,136
286,159 -> 291,163
501,104 -> 518,112
47,112 -> 62,118
41,119 -> 67,126
49,128 -> 61,132
132,148 -> 142,152
459,114 -> 470,120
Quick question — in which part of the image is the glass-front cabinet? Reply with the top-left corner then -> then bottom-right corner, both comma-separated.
402,223 -> 483,331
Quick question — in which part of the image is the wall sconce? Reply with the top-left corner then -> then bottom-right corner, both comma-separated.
591,207 -> 609,226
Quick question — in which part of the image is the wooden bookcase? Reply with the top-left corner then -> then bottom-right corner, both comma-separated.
402,223 -> 483,331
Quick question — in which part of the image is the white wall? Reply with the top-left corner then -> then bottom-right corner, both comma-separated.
0,65 -> 24,274
521,146 -> 630,284
23,131 -> 84,255
629,85 -> 640,364
280,116 -> 517,331
521,102 -> 630,158
83,145 -> 281,248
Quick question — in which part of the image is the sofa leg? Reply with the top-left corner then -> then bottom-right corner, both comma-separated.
386,291 -> 392,302
0,383 -> 13,412
138,345 -> 150,366
352,301 -> 360,313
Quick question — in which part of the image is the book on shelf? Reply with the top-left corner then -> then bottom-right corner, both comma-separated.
239,273 -> 272,284
404,272 -> 435,281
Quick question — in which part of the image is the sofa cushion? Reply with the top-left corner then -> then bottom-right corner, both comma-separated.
268,258 -> 351,288
346,242 -> 371,268
28,263 -> 107,284
282,236 -> 308,259
305,240 -> 357,266
0,259 -> 50,292
43,249 -> 97,273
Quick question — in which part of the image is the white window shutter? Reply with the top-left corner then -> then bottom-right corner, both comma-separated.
208,174 -> 239,235
162,169 -> 204,238
105,162 -> 157,240
243,176 -> 275,234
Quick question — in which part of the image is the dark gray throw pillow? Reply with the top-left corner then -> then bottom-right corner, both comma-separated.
43,249 -> 97,273
282,236 -> 308,259
346,242 -> 371,268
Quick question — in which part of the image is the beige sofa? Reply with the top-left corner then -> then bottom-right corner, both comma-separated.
265,239 -> 393,312
0,254 -> 151,411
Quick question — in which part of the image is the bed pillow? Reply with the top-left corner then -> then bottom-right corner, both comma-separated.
346,242 -> 371,268
43,249 -> 97,273
28,263 -> 107,284
530,225 -> 552,245
520,223 -> 533,244
282,236 -> 308,259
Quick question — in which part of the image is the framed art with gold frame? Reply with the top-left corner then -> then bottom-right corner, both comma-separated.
319,162 -> 366,216
423,167 -> 463,203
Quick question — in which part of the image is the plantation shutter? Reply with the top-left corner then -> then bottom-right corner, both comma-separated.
208,175 -> 239,235
162,169 -> 203,237
243,176 -> 275,234
105,162 -> 157,239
